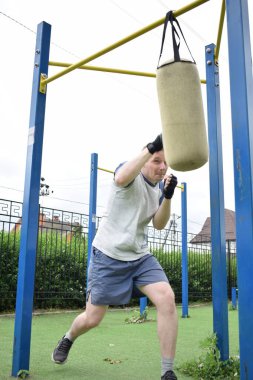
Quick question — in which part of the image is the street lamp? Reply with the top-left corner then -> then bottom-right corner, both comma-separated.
40,177 -> 53,196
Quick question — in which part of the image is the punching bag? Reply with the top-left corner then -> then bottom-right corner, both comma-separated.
156,11 -> 208,172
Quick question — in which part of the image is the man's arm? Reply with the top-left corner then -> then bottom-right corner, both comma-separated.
114,135 -> 163,187
153,174 -> 178,230
153,198 -> 172,230
114,148 -> 151,187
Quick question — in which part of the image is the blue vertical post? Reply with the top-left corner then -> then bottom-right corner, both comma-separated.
181,182 -> 188,318
12,22 -> 51,377
205,43 -> 229,361
231,287 -> 237,310
87,153 -> 98,291
226,1 -> 253,377
140,297 -> 147,317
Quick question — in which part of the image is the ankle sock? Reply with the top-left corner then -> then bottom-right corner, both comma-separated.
65,331 -> 75,342
161,357 -> 174,376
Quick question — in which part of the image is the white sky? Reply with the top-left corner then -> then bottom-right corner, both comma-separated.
0,0 -> 253,233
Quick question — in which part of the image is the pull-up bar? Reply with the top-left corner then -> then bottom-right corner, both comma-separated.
49,61 -> 157,79
98,165 -> 184,189
40,0 -> 209,93
98,166 -> 114,174
48,0 -> 228,84
48,60 -> 207,84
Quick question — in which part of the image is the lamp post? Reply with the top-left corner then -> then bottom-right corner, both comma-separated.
40,177 -> 53,196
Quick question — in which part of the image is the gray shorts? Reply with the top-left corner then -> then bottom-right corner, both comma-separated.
87,247 -> 169,305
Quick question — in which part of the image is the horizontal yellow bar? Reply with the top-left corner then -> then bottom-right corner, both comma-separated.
49,61 -> 156,78
98,166 -> 114,174
49,60 -> 206,83
41,0 -> 209,89
97,166 -> 186,190
215,0 -> 226,62
98,167 -> 186,190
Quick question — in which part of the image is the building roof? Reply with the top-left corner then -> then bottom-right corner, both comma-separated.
190,208 -> 236,244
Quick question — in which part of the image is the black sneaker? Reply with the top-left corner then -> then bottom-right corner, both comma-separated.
161,370 -> 177,380
51,336 -> 73,364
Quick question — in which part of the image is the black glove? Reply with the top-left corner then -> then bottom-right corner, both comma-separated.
147,134 -> 163,154
163,174 -> 178,199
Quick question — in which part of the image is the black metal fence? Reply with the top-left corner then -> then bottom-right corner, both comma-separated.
0,199 -> 237,312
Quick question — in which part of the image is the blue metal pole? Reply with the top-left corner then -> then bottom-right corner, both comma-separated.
87,153 -> 98,292
140,296 -> 147,316
205,43 -> 229,361
181,182 -> 188,318
226,1 -> 253,377
231,287 -> 237,310
12,22 -> 51,376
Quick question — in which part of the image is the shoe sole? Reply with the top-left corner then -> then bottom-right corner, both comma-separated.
51,353 -> 67,365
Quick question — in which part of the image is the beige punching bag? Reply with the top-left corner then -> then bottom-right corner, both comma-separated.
156,11 -> 208,172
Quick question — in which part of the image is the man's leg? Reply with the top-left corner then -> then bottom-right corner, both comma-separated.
139,282 -> 178,379
67,296 -> 108,340
52,296 -> 108,364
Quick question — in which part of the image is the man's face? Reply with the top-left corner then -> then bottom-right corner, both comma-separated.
142,150 -> 168,184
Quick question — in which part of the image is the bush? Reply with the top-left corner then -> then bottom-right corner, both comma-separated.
35,231 -> 87,309
0,230 -> 87,312
0,230 -> 237,311
177,333 -> 240,379
153,250 -> 213,302
0,231 -> 20,311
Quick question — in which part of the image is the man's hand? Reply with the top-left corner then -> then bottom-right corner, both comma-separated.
147,134 -> 163,154
163,174 -> 178,199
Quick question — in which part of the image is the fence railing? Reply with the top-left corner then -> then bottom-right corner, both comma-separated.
0,198 -> 237,311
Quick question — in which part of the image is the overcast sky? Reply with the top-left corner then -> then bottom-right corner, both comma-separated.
1,0 -> 253,233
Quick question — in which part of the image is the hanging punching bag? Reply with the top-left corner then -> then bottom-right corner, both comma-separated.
156,11 -> 208,172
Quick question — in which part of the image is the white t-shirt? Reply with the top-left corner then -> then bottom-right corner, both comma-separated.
93,172 -> 163,261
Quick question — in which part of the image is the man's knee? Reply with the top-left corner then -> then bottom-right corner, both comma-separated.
162,286 -> 176,310
85,304 -> 107,329
152,284 -> 176,314
85,316 -> 102,329
142,282 -> 176,312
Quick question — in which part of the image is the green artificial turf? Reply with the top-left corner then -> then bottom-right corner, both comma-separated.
1,304 -> 239,379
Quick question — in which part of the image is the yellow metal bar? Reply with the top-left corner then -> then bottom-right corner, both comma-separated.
98,166 -> 185,189
49,61 -> 156,78
49,60 -> 206,83
215,0 -> 226,62
173,0 -> 209,17
40,0 -> 209,91
98,166 -> 114,174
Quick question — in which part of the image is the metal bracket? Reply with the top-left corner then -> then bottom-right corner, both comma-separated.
39,73 -> 47,94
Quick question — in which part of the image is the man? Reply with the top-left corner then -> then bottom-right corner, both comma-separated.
52,134 -> 178,380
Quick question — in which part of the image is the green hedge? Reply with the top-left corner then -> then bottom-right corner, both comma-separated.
0,231 -> 20,311
153,250 -> 237,303
153,250 -> 212,302
0,231 -> 237,312
34,231 -> 87,309
0,230 -> 87,312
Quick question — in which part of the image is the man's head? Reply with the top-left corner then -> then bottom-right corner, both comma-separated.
141,150 -> 168,184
